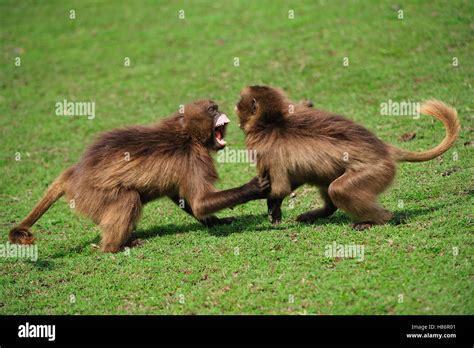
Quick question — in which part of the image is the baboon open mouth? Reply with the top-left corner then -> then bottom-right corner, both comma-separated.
214,113 -> 230,149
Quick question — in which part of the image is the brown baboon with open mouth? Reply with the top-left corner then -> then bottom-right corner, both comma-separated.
9,100 -> 269,252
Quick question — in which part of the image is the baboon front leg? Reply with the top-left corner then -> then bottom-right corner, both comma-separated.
296,187 -> 337,224
99,191 -> 142,253
267,198 -> 283,225
266,172 -> 292,225
168,195 -> 235,227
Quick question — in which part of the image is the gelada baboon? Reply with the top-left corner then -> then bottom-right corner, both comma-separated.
235,85 -> 460,229
9,100 -> 269,252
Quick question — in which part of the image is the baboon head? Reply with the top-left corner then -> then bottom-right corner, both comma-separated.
182,100 -> 230,150
235,85 -> 288,131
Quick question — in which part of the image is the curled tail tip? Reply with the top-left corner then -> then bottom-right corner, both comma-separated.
392,99 -> 460,163
420,99 -> 458,118
420,98 -> 460,135
9,226 -> 35,245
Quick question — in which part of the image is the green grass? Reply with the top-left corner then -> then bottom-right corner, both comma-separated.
0,0 -> 473,315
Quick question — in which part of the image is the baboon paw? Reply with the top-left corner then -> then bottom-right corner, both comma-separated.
100,244 -> 121,253
296,209 -> 334,224
296,214 -> 315,224
352,222 -> 374,231
204,216 -> 236,227
218,217 -> 236,225
127,238 -> 145,248
269,216 -> 282,225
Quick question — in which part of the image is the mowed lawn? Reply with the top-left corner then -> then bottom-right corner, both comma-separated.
0,0 -> 472,314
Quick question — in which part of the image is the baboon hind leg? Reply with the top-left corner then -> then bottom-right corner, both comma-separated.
99,190 -> 142,253
296,187 -> 337,224
328,168 -> 394,230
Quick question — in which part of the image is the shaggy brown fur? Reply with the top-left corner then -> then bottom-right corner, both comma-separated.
9,100 -> 269,252
235,86 -> 460,229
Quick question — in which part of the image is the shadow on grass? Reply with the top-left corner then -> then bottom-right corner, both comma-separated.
279,204 -> 443,228
390,205 -> 444,225
49,236 -> 101,259
49,214 -> 270,258
135,213 -> 274,239
48,204 -> 442,258
31,259 -> 55,270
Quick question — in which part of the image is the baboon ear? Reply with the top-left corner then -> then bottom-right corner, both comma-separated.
251,98 -> 258,115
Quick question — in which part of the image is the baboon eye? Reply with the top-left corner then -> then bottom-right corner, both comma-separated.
251,98 -> 258,114
208,104 -> 217,113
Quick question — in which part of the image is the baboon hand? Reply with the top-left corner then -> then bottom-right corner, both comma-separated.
247,176 -> 271,198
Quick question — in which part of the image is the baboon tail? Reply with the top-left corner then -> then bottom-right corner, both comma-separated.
9,168 -> 73,244
389,99 -> 460,162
